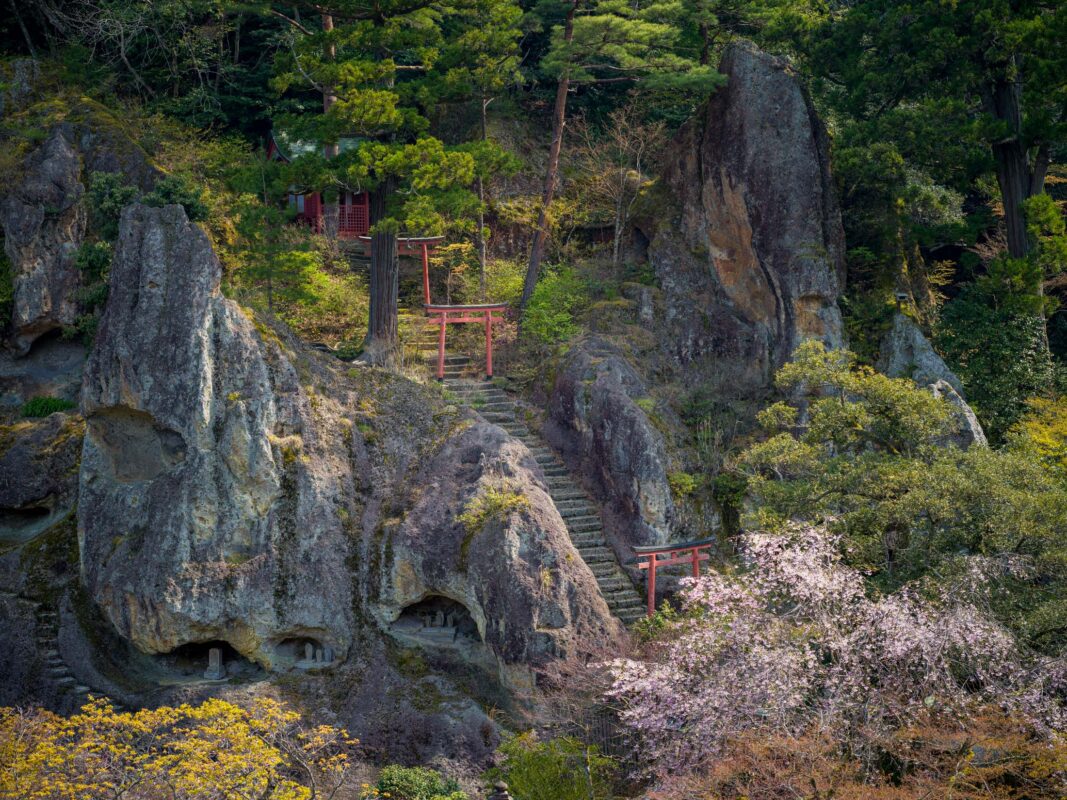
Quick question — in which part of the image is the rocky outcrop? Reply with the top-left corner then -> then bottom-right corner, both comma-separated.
78,203 -> 620,702
79,203 -> 355,667
380,420 -> 624,690
0,412 -> 83,544
879,314 -> 986,448
644,41 -> 845,400
0,336 -> 86,410
930,380 -> 987,449
878,313 -> 962,393
1,128 -> 86,354
1,115 -> 158,356
545,337 -> 675,552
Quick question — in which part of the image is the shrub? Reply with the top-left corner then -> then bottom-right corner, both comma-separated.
143,175 -> 209,221
74,241 -> 112,283
87,172 -> 139,240
457,481 -> 530,535
489,733 -> 615,800
936,285 -> 1058,441
0,697 -> 354,800
371,765 -> 465,800
667,471 -> 700,498
20,397 -> 76,417
522,266 -> 588,346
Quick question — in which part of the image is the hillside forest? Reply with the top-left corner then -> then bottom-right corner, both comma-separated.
1,0 -> 1066,798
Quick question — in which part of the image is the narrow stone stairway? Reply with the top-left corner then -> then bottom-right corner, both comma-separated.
441,362 -> 646,626
0,588 -> 94,708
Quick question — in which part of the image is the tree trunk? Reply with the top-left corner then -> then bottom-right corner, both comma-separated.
988,75 -> 1031,260
519,1 -> 577,314
476,96 -> 489,300
321,13 -> 340,238
362,179 -> 399,365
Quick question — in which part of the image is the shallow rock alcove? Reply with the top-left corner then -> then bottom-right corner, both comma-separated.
390,596 -> 481,647
273,636 -> 336,671
154,640 -> 263,684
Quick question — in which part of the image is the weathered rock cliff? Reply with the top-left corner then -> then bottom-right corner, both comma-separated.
0,119 -> 158,356
77,203 -> 619,700
545,337 -> 676,551
644,40 -> 846,400
879,313 -> 987,448
1,128 -> 86,354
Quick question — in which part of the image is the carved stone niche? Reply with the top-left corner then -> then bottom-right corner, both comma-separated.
390,596 -> 480,646
273,636 -> 336,672
154,640 -> 263,684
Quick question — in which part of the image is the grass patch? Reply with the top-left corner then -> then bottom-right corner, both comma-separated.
20,396 -> 76,418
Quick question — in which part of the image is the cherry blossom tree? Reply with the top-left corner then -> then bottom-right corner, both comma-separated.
607,523 -> 1066,779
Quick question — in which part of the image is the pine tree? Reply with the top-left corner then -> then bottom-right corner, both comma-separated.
273,0 -> 514,364
519,0 -> 721,314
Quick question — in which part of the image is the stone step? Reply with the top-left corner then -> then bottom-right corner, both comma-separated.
548,488 -> 586,501
616,609 -> 646,625
481,411 -> 515,423
559,506 -> 596,520
47,665 -> 69,677
55,676 -> 75,685
575,546 -> 614,563
570,532 -> 606,549
555,499 -> 596,514
541,466 -> 568,478
607,596 -> 646,612
596,576 -> 635,593
587,561 -> 619,578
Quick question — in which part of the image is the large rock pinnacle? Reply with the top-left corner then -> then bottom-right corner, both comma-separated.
645,41 -> 846,400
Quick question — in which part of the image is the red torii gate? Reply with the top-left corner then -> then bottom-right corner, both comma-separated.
632,538 -> 715,616
357,233 -> 506,381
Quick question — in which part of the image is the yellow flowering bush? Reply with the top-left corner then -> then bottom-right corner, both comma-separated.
0,697 -> 355,800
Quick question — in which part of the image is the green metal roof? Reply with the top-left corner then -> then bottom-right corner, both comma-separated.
270,129 -> 365,161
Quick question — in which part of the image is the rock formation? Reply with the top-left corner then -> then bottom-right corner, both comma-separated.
0,412 -> 83,544
381,420 -> 624,689
79,203 -> 355,667
545,337 -> 675,551
77,203 -> 620,696
1,128 -> 86,354
0,115 -> 158,358
644,40 -> 846,400
879,313 -> 987,448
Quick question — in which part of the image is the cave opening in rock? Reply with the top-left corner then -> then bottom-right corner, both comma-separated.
273,636 -> 335,671
392,596 -> 481,645
0,505 -> 54,543
155,640 -> 263,682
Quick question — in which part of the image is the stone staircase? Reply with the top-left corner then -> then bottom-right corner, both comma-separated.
440,360 -> 646,626
0,589 -> 94,708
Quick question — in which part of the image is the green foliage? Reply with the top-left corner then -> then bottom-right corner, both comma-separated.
739,341 -> 1067,651
457,482 -> 531,535
87,172 -> 139,241
142,175 -> 209,221
522,266 -> 589,346
632,599 -> 681,643
75,241 -> 112,284
667,470 -> 700,498
20,397 -> 76,418
936,284 -> 1058,441
1011,396 -> 1067,476
374,765 -> 466,800
489,733 -> 615,800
